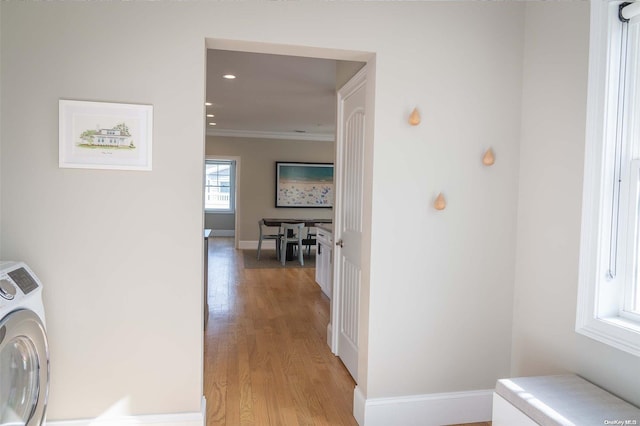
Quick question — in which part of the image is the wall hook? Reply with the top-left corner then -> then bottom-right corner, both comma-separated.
409,108 -> 421,126
482,148 -> 495,166
434,193 -> 446,211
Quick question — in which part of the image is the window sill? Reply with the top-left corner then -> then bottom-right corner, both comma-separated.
577,315 -> 640,357
205,210 -> 235,215
603,316 -> 640,334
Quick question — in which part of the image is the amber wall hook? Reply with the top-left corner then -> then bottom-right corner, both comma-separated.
408,108 -> 421,126
434,193 -> 446,211
482,148 -> 495,166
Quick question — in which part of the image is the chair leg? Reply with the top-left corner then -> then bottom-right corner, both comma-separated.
281,240 -> 286,266
257,238 -> 262,260
298,238 -> 304,266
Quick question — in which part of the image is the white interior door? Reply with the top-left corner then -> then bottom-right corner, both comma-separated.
331,66 -> 366,382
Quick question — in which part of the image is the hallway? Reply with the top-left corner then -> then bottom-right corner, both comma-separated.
204,237 -> 358,425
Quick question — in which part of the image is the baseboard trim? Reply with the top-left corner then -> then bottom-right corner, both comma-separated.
239,240 -> 280,250
353,387 -> 493,426
239,240 -> 258,250
211,229 -> 234,237
354,386 -> 367,425
48,397 -> 206,426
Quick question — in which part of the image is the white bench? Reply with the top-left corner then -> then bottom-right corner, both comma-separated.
493,375 -> 640,426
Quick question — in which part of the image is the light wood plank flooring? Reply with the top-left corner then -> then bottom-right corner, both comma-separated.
204,237 -> 490,426
204,238 -> 357,425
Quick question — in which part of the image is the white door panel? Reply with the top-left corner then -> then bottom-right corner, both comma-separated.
332,67 -> 366,382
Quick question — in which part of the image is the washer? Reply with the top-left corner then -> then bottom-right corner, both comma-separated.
0,261 -> 49,426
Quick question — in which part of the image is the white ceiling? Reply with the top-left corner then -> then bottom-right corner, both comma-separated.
206,49 -> 340,141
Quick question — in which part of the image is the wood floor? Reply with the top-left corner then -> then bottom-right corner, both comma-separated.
204,238 -> 357,425
204,237 -> 490,426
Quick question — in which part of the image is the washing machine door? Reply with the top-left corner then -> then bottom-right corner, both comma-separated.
0,309 -> 49,426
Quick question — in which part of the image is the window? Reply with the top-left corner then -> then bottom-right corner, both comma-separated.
577,1 -> 640,356
205,159 -> 235,213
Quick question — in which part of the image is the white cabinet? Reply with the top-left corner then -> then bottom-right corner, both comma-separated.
315,227 -> 333,298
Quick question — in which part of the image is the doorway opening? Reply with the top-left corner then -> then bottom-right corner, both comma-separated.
203,38 -> 374,422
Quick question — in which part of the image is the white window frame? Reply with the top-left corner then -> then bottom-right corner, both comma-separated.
577,0 -> 640,357
204,159 -> 236,214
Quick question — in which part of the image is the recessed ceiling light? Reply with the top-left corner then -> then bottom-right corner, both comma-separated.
205,102 -> 212,106
223,74 -> 236,80
206,114 -> 215,118
208,122 -> 217,126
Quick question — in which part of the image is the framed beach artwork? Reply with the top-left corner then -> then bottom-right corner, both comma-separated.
275,162 -> 334,208
59,99 -> 153,170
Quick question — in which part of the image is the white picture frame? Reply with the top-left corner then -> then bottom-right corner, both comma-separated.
59,99 -> 153,171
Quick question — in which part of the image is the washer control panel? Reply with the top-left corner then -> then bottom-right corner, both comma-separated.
0,263 -> 41,306
7,267 -> 39,295
0,261 -> 46,325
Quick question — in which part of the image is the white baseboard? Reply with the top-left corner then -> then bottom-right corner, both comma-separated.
327,322 -> 333,350
239,240 -> 256,250
211,229 -> 234,237
239,240 -> 279,250
353,386 -> 493,426
354,386 -> 367,425
47,397 -> 206,426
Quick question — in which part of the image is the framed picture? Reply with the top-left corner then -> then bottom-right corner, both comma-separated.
275,162 -> 334,208
59,99 -> 153,170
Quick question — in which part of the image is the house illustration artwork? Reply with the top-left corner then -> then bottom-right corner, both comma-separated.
79,123 -> 135,149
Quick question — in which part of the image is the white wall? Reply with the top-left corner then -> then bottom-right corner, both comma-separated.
365,5 -> 525,397
1,1 -> 529,422
1,2 -> 205,420
512,2 -> 640,408
204,212 -> 235,233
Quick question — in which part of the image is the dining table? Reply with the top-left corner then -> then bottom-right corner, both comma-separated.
262,218 -> 331,227
262,218 -> 332,260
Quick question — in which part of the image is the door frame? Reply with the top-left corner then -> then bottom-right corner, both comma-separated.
204,37 -> 377,402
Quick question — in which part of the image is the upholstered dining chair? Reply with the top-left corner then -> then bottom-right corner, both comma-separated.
257,219 -> 282,260
280,222 -> 305,266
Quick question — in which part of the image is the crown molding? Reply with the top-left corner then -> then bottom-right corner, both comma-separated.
206,128 -> 335,142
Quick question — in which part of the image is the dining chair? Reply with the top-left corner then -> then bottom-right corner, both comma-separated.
280,222 -> 305,266
303,226 -> 317,255
257,219 -> 282,260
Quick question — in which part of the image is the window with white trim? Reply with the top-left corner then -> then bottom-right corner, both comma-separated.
577,1 -> 640,356
204,159 -> 235,213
